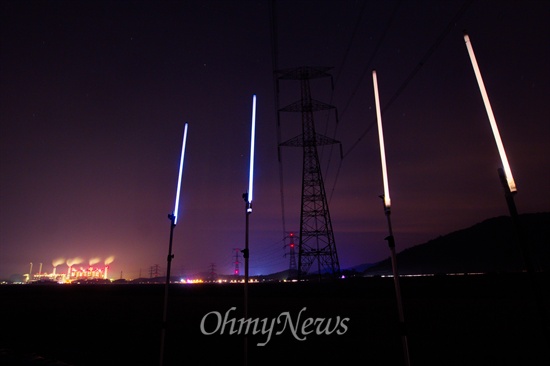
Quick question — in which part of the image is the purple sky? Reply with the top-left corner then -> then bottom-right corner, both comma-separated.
1,0 -> 549,280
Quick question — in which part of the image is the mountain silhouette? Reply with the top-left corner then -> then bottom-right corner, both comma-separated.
362,212 -> 550,275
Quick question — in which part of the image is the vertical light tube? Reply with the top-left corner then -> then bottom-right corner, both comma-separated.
372,70 -> 411,366
173,123 -> 189,224
243,94 -> 256,366
160,122 -> 189,366
247,94 -> 257,212
372,70 -> 391,208
464,33 -> 517,192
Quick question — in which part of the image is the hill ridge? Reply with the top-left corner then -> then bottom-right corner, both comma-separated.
361,212 -> 550,275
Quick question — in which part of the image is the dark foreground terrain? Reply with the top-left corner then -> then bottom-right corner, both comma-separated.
1,273 -> 549,366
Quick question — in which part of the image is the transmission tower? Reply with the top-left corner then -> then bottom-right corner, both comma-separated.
150,264 -> 161,278
208,263 -> 217,282
283,232 -> 297,277
277,66 -> 341,279
288,232 -> 297,272
233,248 -> 241,276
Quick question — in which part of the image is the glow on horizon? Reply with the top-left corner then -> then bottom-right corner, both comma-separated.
173,122 -> 189,224
247,94 -> 257,212
372,70 -> 391,208
464,34 -> 517,193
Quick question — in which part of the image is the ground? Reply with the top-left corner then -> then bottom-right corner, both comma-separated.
1,273 -> 549,366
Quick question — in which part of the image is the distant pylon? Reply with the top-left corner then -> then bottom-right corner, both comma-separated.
150,264 -> 160,278
284,232 -> 297,277
288,232 -> 297,272
209,263 -> 217,281
233,248 -> 241,276
277,66 -> 341,279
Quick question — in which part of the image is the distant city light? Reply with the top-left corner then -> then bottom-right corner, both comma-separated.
179,278 -> 204,284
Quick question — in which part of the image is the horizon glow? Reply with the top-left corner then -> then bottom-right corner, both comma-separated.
464,34 -> 517,193
173,122 -> 189,224
372,70 -> 391,208
247,94 -> 257,212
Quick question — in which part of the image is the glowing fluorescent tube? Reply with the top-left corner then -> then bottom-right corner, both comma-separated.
173,122 -> 189,224
247,94 -> 257,213
464,34 -> 517,193
372,70 -> 391,208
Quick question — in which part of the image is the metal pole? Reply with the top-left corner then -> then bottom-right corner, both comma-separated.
242,94 -> 256,365
381,197 -> 411,366
372,69 -> 411,365
497,168 -> 549,341
159,123 -> 188,366
463,33 -> 548,343
159,214 -> 175,366
242,195 -> 250,366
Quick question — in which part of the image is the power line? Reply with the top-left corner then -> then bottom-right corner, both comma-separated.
338,0 -> 403,123
269,0 -> 287,244
328,0 -> 474,202
344,0 -> 474,159
326,0 -> 403,202
331,0 -> 369,91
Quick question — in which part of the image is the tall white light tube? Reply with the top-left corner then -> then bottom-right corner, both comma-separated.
372,70 -> 391,208
464,34 -> 517,192
173,122 -> 189,224
247,94 -> 257,212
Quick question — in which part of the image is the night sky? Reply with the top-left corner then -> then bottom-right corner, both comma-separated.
1,0 -> 549,280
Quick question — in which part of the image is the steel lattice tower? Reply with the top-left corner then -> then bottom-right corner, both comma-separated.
284,232 -> 298,279
288,232 -> 297,273
277,66 -> 341,279
233,248 -> 241,276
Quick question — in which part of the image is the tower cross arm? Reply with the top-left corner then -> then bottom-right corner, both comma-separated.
279,98 -> 336,113
276,66 -> 333,80
280,133 -> 340,147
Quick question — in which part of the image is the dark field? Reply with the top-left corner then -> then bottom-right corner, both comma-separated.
1,273 -> 549,366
